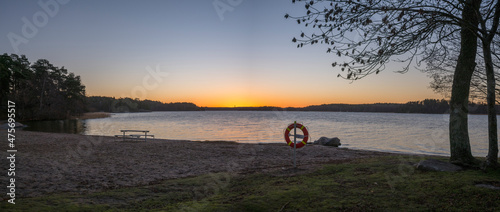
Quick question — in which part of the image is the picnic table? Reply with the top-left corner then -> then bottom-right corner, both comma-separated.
115,130 -> 154,141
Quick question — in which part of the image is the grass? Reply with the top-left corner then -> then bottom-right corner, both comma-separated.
2,156 -> 499,211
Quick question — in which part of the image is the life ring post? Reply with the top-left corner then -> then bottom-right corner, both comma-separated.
284,121 -> 309,168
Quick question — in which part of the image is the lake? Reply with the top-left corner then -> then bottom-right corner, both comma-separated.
24,111 -> 496,157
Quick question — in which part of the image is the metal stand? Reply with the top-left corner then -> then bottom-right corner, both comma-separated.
293,121 -> 297,169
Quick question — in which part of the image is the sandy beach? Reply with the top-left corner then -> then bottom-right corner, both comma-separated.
1,130 -> 393,198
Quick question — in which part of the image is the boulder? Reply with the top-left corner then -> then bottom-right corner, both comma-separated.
313,137 -> 328,145
416,159 -> 463,172
313,137 -> 341,147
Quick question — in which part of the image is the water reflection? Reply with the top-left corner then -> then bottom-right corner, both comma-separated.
24,119 -> 86,134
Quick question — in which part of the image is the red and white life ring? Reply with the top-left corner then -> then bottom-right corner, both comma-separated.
284,122 -> 309,148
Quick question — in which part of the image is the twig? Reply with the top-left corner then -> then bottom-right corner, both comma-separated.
279,201 -> 291,212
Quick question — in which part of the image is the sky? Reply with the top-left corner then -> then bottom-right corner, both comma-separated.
0,0 -> 441,107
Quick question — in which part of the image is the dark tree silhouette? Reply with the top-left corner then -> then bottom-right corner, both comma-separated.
478,1 -> 500,167
0,54 -> 86,120
85,96 -> 200,113
422,1 -> 500,167
425,40 -> 500,104
286,0 -> 498,165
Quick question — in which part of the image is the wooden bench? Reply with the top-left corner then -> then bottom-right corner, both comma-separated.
115,130 -> 154,141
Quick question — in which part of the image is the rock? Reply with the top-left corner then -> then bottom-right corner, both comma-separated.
313,137 -> 341,147
313,137 -> 328,145
416,159 -> 463,172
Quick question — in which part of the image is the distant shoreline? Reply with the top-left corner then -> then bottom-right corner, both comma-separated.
201,108 -> 494,116
74,112 -> 111,120
85,96 -> 498,115
201,102 -> 497,115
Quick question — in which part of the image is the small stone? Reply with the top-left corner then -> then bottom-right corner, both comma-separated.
475,184 -> 500,190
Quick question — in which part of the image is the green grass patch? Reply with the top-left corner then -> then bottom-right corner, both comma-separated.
2,156 -> 499,211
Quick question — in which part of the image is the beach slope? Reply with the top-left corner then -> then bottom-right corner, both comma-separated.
1,130 -> 390,197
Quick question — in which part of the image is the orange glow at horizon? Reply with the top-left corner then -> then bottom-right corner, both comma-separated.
84,65 -> 443,108
86,89 -> 441,108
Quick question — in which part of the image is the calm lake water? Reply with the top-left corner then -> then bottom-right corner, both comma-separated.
24,111 -> 497,157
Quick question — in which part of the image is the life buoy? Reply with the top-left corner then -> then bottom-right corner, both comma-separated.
284,122 -> 309,148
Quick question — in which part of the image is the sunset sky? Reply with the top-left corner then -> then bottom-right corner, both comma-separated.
0,0 -> 441,107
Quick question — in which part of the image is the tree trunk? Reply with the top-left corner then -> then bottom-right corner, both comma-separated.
483,0 -> 500,168
449,0 -> 481,166
483,39 -> 499,168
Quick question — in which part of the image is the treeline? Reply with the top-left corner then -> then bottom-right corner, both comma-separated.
206,99 -> 499,114
86,96 -> 200,112
303,99 -> 498,114
0,54 -> 86,120
398,99 -> 451,114
302,103 -> 402,113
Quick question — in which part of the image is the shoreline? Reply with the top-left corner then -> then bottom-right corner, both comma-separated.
1,130 -> 425,198
73,112 -> 111,120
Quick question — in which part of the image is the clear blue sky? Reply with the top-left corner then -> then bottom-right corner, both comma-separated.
0,0 -> 440,107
